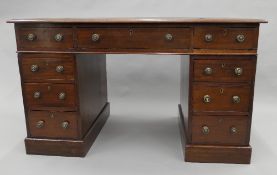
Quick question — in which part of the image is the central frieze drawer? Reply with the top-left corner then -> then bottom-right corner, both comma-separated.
76,28 -> 192,50
23,83 -> 77,107
192,83 -> 252,112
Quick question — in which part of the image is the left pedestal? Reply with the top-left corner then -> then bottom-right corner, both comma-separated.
18,53 -> 109,157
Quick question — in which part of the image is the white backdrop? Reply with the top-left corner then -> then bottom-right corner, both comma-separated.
0,0 -> 276,175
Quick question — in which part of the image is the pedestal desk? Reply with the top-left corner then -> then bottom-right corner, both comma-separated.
7,18 -> 267,164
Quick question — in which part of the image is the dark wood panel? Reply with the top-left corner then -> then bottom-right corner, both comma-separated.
76,54 -> 108,136
16,27 -> 74,51
19,53 -> 75,83
192,83 -> 251,112
192,56 -> 256,82
193,26 -> 259,49
23,83 -> 77,107
191,115 -> 249,145
28,110 -> 79,139
76,27 -> 191,51
185,144 -> 251,164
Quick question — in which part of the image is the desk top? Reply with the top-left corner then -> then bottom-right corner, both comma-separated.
7,17 -> 267,24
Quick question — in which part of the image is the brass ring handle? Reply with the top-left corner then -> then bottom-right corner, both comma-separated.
33,91 -> 41,99
204,67 -> 213,75
54,33 -> 63,42
36,120 -> 44,128
30,64 -> 39,72
203,95 -> 211,103
230,126 -> 237,134
58,92 -> 66,100
27,33 -> 36,41
91,33 -> 100,42
234,67 -> 243,76
202,126 -> 210,134
232,96 -> 240,103
205,34 -> 213,42
61,121 -> 69,129
165,33 -> 173,41
56,65 -> 64,73
236,34 -> 245,43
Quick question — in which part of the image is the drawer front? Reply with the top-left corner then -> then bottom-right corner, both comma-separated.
193,57 -> 256,82
20,54 -> 75,82
77,27 -> 191,50
23,83 -> 76,107
191,115 -> 249,145
16,27 -> 74,51
193,27 -> 258,49
192,83 -> 251,112
28,110 -> 79,139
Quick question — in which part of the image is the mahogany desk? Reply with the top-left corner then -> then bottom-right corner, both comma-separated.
7,18 -> 267,164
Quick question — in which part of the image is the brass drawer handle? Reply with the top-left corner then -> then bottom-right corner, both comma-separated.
236,34 -> 245,43
56,65 -> 64,73
230,126 -> 237,134
58,92 -> 66,100
203,95 -> 211,103
33,91 -> 41,99
205,33 -> 213,42
204,67 -> 213,75
36,120 -> 45,128
202,125 -> 210,134
165,33 -> 173,41
26,33 -> 36,41
234,67 -> 243,76
91,33 -> 100,42
54,33 -> 63,42
61,121 -> 69,129
30,64 -> 39,72
232,96 -> 240,103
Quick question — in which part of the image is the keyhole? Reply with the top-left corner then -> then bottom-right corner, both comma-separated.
48,86 -> 51,91
221,63 -> 225,68
50,113 -> 54,118
129,29 -> 133,36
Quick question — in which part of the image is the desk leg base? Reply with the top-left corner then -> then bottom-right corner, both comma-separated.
178,104 -> 252,164
25,102 -> 110,157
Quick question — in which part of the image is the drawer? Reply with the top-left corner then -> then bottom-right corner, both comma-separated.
192,83 -> 251,112
28,110 -> 79,139
20,54 -> 75,82
16,27 -> 74,51
191,115 -> 249,145
77,27 -> 191,50
23,83 -> 77,107
193,56 -> 256,82
193,26 -> 258,49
